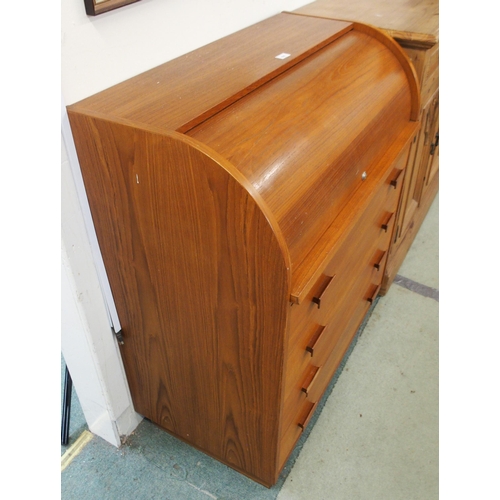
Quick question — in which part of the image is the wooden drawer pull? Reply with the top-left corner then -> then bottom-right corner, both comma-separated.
312,274 -> 336,309
367,284 -> 381,304
301,365 -> 321,395
381,212 -> 395,232
298,400 -> 317,431
306,325 -> 327,357
390,169 -> 404,189
373,251 -> 387,271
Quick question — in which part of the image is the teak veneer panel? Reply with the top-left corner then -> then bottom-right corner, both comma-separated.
67,13 -> 420,487
66,116 -> 291,486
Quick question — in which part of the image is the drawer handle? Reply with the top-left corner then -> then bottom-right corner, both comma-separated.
430,132 -> 439,155
390,169 -> 404,189
381,212 -> 395,232
373,251 -> 387,271
312,274 -> 336,309
301,365 -> 321,396
306,325 -> 327,357
367,284 -> 381,304
298,400 -> 317,431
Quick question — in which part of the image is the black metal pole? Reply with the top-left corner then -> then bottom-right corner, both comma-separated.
61,365 -> 73,445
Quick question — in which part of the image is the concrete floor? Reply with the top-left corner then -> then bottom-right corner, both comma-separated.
61,194 -> 438,499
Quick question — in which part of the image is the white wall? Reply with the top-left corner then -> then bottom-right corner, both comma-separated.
61,0 -> 312,446
62,0 -> 312,105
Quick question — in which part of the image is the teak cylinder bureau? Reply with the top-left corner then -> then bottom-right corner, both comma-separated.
67,13 -> 420,486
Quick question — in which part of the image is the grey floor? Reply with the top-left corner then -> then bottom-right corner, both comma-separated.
61,194 -> 438,499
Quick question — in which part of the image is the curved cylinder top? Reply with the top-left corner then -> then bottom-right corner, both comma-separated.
187,25 -> 415,269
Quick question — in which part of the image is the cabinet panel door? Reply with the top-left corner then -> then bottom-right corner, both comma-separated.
393,134 -> 419,243
423,93 -> 439,192
414,90 -> 439,204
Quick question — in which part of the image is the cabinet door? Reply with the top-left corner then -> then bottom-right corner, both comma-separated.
414,90 -> 439,204
422,92 -> 439,193
392,133 -> 419,244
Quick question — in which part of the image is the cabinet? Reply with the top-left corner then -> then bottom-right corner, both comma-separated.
293,0 -> 439,293
67,13 -> 419,486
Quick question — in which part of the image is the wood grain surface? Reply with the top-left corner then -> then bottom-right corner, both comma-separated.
292,0 -> 439,47
67,113 -> 291,486
188,28 -> 413,283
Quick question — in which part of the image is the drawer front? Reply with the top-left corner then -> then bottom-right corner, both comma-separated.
278,248 -> 386,469
287,161 -> 403,350
282,241 -> 388,428
284,223 -> 392,404
307,283 -> 374,404
280,166 -> 402,451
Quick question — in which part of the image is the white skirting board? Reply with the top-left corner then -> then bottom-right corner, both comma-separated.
61,95 -> 142,446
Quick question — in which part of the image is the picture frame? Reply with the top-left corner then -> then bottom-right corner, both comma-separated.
84,0 -> 141,16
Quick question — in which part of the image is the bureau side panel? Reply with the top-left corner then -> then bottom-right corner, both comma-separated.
67,113 -> 290,486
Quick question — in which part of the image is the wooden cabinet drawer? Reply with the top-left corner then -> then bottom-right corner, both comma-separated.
278,246 -> 384,469
284,256 -> 383,409
308,286 -> 373,404
283,164 -> 401,405
321,163 -> 404,273
291,163 -> 402,322
278,401 -> 308,469
306,246 -> 386,404
284,241 -> 390,400
288,162 -> 403,341
279,161 -> 402,466
281,230 -> 390,428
